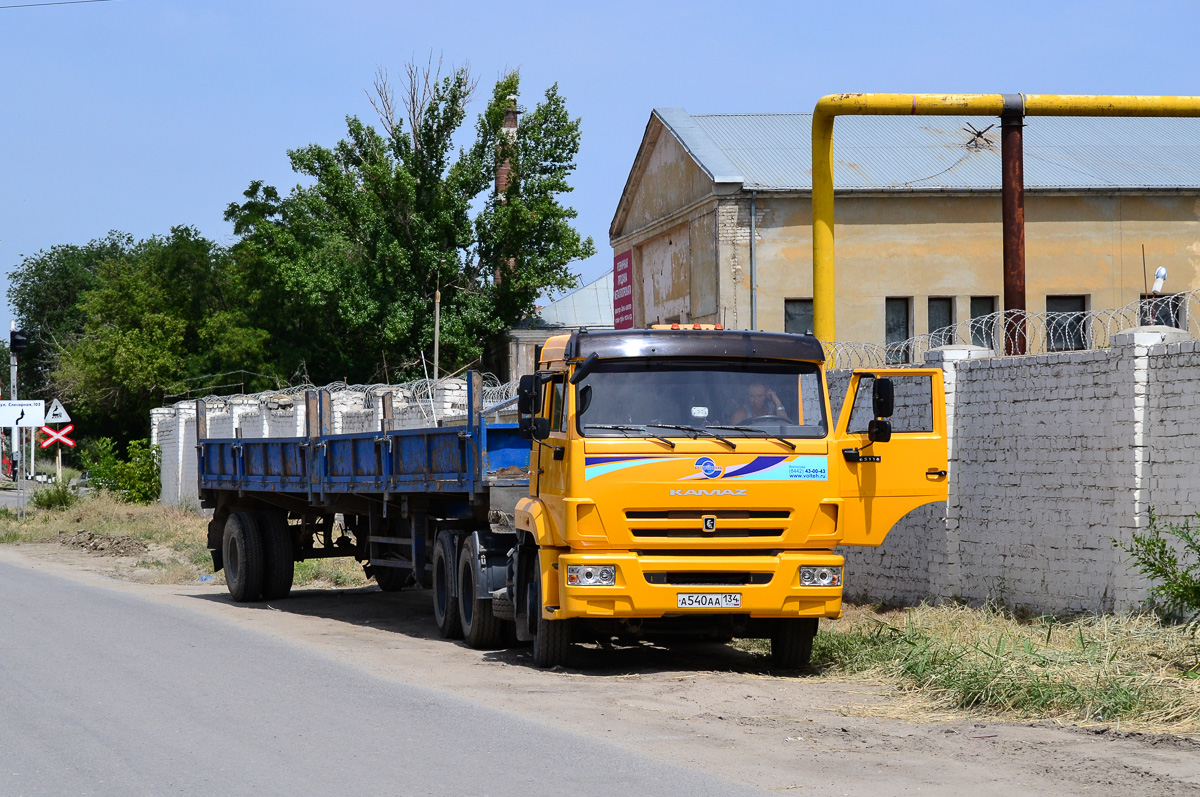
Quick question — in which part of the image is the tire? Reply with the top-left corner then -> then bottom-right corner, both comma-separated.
374,565 -> 410,592
530,555 -> 571,668
771,618 -> 818,669
223,512 -> 265,602
258,510 -> 295,601
432,531 -> 462,639
458,539 -> 504,649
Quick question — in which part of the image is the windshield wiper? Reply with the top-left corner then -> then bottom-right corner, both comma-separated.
645,423 -> 737,450
706,425 -> 797,451
584,424 -> 676,449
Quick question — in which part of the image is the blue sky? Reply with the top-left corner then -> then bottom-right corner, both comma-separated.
2,0 -> 1198,337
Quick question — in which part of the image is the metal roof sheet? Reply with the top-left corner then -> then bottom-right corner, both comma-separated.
681,112 -> 1200,191
536,271 -> 614,328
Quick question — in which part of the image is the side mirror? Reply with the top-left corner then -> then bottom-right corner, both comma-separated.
867,419 -> 892,444
569,352 -> 599,385
530,417 -> 551,440
517,374 -> 541,415
872,377 -> 895,419
578,384 -> 593,416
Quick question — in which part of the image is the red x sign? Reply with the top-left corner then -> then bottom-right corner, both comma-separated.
40,424 -> 75,448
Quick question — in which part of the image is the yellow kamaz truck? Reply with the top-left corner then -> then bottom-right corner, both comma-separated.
198,326 -> 947,669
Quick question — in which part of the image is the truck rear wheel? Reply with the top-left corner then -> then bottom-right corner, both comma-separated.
771,618 -> 818,669
458,540 -> 504,649
530,559 -> 571,668
223,512 -> 264,602
432,531 -> 462,639
258,510 -> 295,601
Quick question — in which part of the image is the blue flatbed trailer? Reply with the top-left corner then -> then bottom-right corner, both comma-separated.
196,373 -> 532,616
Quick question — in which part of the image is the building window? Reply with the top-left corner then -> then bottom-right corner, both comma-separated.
784,299 -> 814,335
885,297 -> 912,364
1140,293 -> 1185,329
1046,295 -> 1089,351
969,296 -> 997,349
928,297 -> 955,347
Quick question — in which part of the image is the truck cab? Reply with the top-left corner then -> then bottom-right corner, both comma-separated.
510,326 -> 947,667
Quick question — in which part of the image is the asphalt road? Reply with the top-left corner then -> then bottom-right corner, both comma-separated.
0,561 -> 765,797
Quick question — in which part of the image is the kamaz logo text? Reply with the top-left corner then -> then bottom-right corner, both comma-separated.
669,488 -> 747,497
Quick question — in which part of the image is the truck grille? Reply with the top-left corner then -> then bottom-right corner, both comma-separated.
644,572 -> 773,586
625,509 -> 789,540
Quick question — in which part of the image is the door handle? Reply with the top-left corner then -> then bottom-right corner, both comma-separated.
926,469 -> 947,477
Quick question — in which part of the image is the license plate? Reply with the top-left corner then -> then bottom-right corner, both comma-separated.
676,592 -> 741,608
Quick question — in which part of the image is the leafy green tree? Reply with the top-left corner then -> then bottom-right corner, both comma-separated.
7,231 -> 133,400
224,65 -> 593,384
53,227 -> 275,441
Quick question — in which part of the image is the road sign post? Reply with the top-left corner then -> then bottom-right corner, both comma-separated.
40,424 -> 75,484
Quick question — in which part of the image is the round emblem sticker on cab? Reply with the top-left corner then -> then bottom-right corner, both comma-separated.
694,457 -> 722,479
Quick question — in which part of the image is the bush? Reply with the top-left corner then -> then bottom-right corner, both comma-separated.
30,480 -> 78,510
1124,509 -> 1200,621
80,437 -> 161,504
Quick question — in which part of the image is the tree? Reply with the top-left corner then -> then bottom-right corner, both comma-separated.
7,231 -> 133,400
224,64 -> 593,384
52,227 -> 275,441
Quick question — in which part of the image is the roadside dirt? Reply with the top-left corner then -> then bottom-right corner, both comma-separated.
3,542 -> 1199,795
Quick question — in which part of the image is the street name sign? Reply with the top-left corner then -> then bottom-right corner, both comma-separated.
0,401 -> 45,428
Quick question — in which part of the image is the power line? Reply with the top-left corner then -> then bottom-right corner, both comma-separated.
0,0 -> 116,9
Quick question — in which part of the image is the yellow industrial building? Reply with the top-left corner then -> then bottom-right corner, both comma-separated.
609,109 -> 1200,349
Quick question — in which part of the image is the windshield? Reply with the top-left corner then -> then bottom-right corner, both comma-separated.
576,359 -> 827,439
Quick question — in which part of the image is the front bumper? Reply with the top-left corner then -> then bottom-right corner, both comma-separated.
553,550 -> 844,620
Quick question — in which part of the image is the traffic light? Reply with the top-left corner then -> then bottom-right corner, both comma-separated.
9,329 -> 27,354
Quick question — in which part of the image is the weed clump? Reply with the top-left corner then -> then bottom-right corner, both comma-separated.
1123,509 -> 1200,622
803,604 -> 1200,733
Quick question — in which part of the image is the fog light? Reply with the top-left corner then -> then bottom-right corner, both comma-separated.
567,564 -> 616,586
800,566 -> 841,587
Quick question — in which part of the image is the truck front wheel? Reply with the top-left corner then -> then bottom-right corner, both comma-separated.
432,531 -> 462,639
223,512 -> 265,602
771,618 -> 818,669
530,559 -> 571,668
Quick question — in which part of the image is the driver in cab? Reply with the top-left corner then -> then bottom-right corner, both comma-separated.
730,382 -> 789,424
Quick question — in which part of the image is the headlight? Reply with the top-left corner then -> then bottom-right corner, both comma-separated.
800,566 -> 842,587
567,564 -> 616,586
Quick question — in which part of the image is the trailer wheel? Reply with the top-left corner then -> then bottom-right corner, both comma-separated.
223,512 -> 265,602
258,510 -> 295,601
457,539 -> 504,649
771,618 -> 818,669
373,564 -> 410,592
432,531 -> 462,639
530,558 -> 571,668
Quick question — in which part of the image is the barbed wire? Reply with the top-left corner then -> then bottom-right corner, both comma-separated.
824,289 -> 1200,369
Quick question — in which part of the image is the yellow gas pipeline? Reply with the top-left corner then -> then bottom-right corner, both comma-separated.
811,93 -> 1200,345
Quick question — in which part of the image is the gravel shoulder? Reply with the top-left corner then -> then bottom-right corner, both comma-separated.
3,543 -> 1198,795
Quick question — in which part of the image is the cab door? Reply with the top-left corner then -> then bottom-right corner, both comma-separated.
833,368 -> 948,547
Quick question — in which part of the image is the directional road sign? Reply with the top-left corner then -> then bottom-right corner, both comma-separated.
0,401 -> 45,428
45,399 -> 71,424
40,424 -> 75,449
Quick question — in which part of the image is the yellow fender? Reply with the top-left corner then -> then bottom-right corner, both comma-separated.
515,497 -> 562,548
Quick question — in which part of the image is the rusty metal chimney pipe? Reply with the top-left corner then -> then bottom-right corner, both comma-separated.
1000,94 -> 1026,355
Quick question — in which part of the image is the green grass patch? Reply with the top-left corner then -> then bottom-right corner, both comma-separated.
738,604 -> 1200,733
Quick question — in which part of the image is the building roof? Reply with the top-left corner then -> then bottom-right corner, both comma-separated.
533,271 -> 614,329
653,108 -> 1200,192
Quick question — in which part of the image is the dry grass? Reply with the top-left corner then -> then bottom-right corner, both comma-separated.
739,603 -> 1200,735
0,493 -> 369,589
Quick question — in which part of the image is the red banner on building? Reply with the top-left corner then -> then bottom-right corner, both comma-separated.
613,250 -> 634,329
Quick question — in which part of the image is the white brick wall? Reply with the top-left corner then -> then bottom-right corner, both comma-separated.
843,333 -> 1200,615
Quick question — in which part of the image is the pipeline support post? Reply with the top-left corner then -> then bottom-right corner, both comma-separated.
1000,94 -> 1026,355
